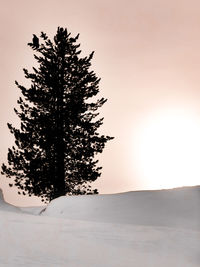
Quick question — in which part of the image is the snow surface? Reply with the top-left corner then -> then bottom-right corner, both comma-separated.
0,186 -> 200,266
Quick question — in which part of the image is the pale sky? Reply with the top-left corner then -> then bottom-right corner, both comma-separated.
1,0 -> 200,206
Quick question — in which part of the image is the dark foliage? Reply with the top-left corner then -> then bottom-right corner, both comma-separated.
1,27 -> 114,202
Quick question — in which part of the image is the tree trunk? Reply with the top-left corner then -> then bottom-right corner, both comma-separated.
53,57 -> 66,199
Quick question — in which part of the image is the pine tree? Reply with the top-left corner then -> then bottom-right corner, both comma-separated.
1,27 -> 113,202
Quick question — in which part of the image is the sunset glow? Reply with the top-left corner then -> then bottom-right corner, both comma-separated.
2,0 -> 200,205
134,108 -> 200,189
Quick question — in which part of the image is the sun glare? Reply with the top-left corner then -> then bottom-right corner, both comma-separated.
134,108 -> 200,189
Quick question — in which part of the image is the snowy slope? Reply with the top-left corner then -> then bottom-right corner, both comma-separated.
0,186 -> 199,267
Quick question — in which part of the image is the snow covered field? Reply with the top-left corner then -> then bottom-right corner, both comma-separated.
0,186 -> 199,266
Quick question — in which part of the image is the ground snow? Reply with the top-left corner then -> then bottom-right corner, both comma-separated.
0,186 -> 200,266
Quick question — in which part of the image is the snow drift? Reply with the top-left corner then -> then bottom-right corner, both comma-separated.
43,186 -> 200,230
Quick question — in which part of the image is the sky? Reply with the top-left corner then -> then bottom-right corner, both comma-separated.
1,0 -> 200,206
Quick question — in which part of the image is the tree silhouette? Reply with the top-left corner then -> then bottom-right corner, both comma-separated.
1,27 -> 114,202
32,34 -> 39,49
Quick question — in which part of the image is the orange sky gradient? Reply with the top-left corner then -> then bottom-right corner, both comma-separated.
1,0 -> 200,206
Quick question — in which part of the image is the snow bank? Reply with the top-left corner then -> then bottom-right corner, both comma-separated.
43,186 -> 200,230
0,188 -> 21,213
